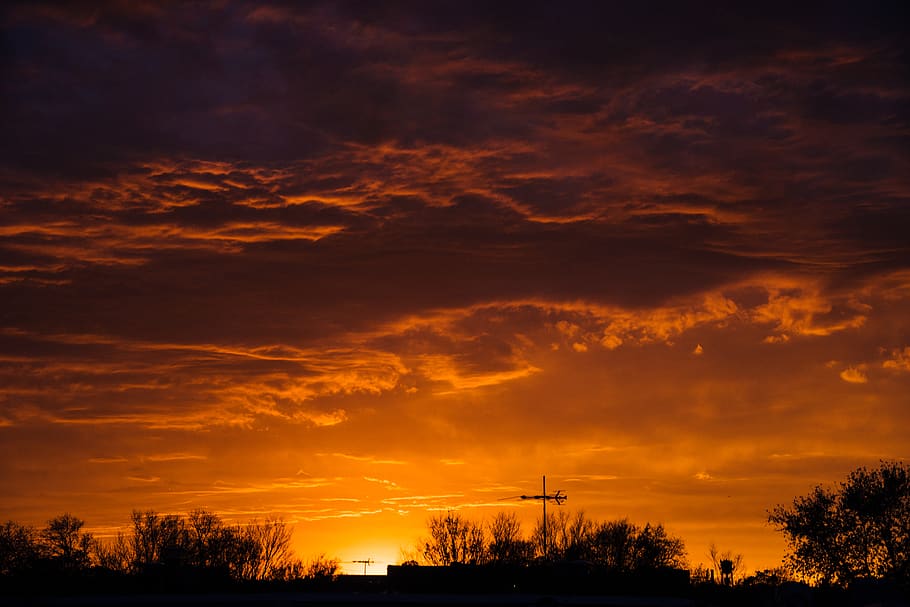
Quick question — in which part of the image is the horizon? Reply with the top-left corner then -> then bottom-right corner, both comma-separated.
1,2 -> 908,580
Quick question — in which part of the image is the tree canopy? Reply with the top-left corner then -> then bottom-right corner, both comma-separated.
768,460 -> 910,586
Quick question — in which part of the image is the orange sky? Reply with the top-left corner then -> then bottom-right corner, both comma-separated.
1,2 -> 908,576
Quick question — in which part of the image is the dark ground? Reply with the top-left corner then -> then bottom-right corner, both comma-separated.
0,592 -> 695,607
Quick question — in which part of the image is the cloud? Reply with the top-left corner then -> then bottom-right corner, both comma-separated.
317,453 -> 407,466
840,366 -> 869,384
0,328 -> 407,429
883,347 -> 910,372
363,477 -> 400,489
87,456 -> 128,464
140,453 -> 208,463
0,275 -> 898,435
415,354 -> 540,392
296,509 -> 384,522
763,334 -> 790,345
751,283 -> 868,338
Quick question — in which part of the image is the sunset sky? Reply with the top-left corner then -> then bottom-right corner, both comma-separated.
1,2 -> 908,575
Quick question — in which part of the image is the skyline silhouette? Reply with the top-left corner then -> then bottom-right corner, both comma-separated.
4,460 -> 907,592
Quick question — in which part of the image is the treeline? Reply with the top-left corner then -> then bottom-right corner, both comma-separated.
0,509 -> 337,591
419,510 -> 687,573
2,461 -> 906,599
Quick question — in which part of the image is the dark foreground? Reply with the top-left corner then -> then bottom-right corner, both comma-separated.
2,568 -> 907,606
4,588 -> 910,607
0,592 -> 694,607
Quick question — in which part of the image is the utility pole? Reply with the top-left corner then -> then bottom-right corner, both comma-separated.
543,475 -> 548,557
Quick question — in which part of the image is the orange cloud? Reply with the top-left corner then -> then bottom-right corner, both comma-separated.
839,366 -> 869,384
140,452 -> 208,463
415,354 -> 540,392
750,279 -> 869,338
317,453 -> 408,466
883,347 -> 910,372
87,456 -> 128,464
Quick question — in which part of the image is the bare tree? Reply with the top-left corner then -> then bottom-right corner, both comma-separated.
529,510 -> 596,561
532,510 -> 569,559
565,511 -> 596,560
0,521 -> 42,575
42,514 -> 93,571
122,510 -> 305,581
423,512 -> 487,565
305,553 -> 340,579
591,518 -> 639,572
95,532 -> 133,573
220,525 -> 260,581
129,510 -> 188,570
588,519 -> 686,572
187,509 -> 221,569
487,512 -> 531,563
247,517 -> 294,580
3,510 -> 309,585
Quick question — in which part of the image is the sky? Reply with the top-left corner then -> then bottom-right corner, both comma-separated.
1,1 -> 908,576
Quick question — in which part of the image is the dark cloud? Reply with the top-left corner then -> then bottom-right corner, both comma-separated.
1,0 -> 906,339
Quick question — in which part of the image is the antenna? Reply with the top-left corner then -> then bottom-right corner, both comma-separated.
499,475 -> 567,559
350,558 -> 374,575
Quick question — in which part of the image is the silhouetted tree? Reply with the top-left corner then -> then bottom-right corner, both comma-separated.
591,518 -> 638,572
532,510 -> 590,560
189,517 -> 239,577
769,460 -> 910,586
1,509 -> 315,587
530,510 -> 559,560
587,518 -> 686,572
305,553 -> 340,579
423,512 -> 487,565
525,511 -> 687,571
487,512 -> 532,564
129,510 -> 189,571
418,510 -> 687,571
0,521 -> 42,576
95,531 -> 132,573
633,523 -> 686,570
247,517 -> 294,580
42,514 -> 93,571
741,566 -> 794,587
128,509 -> 257,579
221,525 -> 260,581
187,509 -> 221,569
565,511 -> 597,560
